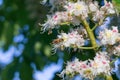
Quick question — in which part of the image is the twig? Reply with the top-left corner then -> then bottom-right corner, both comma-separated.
78,46 -> 95,49
82,19 -> 98,50
92,23 -> 98,31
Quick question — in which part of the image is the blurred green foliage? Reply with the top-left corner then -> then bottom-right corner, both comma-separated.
0,0 -> 61,80
113,0 -> 120,13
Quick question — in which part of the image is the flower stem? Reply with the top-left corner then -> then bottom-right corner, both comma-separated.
106,75 -> 113,80
78,46 -> 95,49
82,19 -> 98,50
92,23 -> 98,31
60,22 -> 70,25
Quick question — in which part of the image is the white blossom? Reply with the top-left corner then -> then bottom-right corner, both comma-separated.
92,10 -> 105,22
41,12 -> 72,32
98,26 -> 120,45
113,45 -> 120,56
101,1 -> 115,15
60,52 -> 111,79
90,52 -> 111,76
88,1 -> 99,12
52,30 -> 85,50
65,1 -> 88,18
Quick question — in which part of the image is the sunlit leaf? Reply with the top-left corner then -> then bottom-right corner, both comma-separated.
113,0 -> 120,12
44,45 -> 51,57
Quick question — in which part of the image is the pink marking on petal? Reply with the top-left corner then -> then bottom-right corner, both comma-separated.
106,3 -> 110,7
102,61 -> 106,64
53,15 -> 58,20
69,33 -> 74,38
81,64 -> 87,68
72,63 -> 75,66
89,64 -> 92,67
68,6 -> 71,9
112,30 -> 118,33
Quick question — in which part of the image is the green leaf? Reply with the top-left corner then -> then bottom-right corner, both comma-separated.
1,58 -> 18,80
44,45 -> 51,57
19,61 -> 33,80
113,0 -> 120,12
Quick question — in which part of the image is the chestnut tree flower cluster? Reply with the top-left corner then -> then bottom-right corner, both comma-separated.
52,28 -> 87,52
59,52 -> 110,80
98,26 -> 119,45
40,0 -> 120,80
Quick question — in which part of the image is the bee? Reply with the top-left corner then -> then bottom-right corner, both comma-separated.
52,38 -> 63,44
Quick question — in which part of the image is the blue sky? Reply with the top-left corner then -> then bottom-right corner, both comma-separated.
0,24 -> 63,80
0,0 -> 3,6
0,46 -> 63,80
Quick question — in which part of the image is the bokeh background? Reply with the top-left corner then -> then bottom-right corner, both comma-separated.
0,0 -> 65,80
0,0 -> 120,80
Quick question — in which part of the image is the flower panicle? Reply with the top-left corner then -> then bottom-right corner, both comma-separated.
52,29 -> 87,51
60,52 -> 111,79
41,0 -> 116,32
